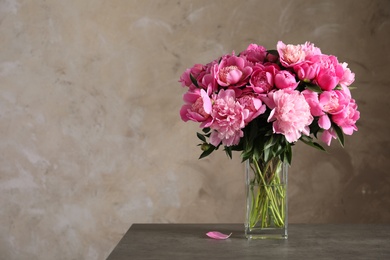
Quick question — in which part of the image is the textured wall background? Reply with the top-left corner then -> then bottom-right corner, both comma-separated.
1,0 -> 389,259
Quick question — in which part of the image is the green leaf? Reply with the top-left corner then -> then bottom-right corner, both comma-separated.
272,143 -> 284,158
312,142 -> 326,151
280,151 -> 285,163
224,146 -> 233,159
264,135 -> 275,150
309,120 -> 322,138
230,143 -> 243,151
305,83 -> 323,93
196,132 -> 206,142
286,143 -> 292,165
202,127 -> 210,134
334,85 -> 343,90
266,49 -> 279,56
332,124 -> 345,148
300,137 -> 326,152
244,136 -> 253,155
199,145 -> 215,159
253,145 -> 262,162
257,137 -> 266,151
190,73 -> 199,88
241,149 -> 252,162
263,147 -> 271,164
300,134 -> 312,142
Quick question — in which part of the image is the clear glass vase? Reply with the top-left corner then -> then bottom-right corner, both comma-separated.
245,157 -> 288,239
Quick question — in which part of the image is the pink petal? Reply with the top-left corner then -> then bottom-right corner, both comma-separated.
318,114 -> 331,130
200,89 -> 212,114
341,125 -> 355,135
321,129 -> 336,146
206,231 -> 232,240
226,70 -> 242,84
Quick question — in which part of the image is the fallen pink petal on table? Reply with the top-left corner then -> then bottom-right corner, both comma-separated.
206,231 -> 232,240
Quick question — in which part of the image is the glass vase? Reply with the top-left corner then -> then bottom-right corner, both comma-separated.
245,157 -> 288,239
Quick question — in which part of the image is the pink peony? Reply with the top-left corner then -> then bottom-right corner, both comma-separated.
293,61 -> 319,82
332,99 -> 360,135
320,90 -> 351,129
302,89 -> 351,130
267,89 -> 313,143
209,89 -> 249,146
309,55 -> 344,91
320,90 -> 350,114
238,92 -> 266,124
302,89 -> 323,117
339,62 -> 355,88
199,60 -> 219,93
240,43 -> 267,65
277,41 -> 306,68
179,64 -> 204,89
302,90 -> 331,130
321,98 -> 359,145
317,70 -> 339,91
274,70 -> 299,90
179,60 -> 220,92
249,64 -> 278,94
301,42 -> 322,58
180,89 -> 212,128
214,54 -> 253,87
303,88 -> 358,145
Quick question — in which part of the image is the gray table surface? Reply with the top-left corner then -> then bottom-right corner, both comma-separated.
106,224 -> 390,259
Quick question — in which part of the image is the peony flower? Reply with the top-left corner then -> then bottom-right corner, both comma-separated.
301,41 -> 322,58
302,89 -> 323,116
209,89 -> 249,146
267,89 -> 313,143
302,89 -> 351,131
180,88 -> 212,128
319,90 -> 350,115
179,64 -> 204,89
339,62 -> 355,88
274,70 -> 299,90
214,54 -> 253,87
240,43 -> 267,65
179,60 -> 221,92
196,59 -> 218,92
309,54 -> 344,91
238,92 -> 266,124
317,70 -> 339,91
320,90 -> 351,129
332,99 -> 360,135
293,61 -> 319,82
301,90 -> 331,130
277,41 -> 306,68
249,64 -> 278,94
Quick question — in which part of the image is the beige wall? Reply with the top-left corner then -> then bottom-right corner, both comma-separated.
1,0 -> 389,259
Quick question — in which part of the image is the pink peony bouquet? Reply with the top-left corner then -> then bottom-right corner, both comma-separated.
179,41 -> 359,164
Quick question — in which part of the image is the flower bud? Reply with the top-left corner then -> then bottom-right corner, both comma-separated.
201,143 -> 211,151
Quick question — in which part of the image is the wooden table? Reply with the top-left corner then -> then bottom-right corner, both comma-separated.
107,224 -> 390,259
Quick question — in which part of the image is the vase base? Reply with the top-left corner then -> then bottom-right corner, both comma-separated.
245,227 -> 288,240
245,234 -> 288,240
